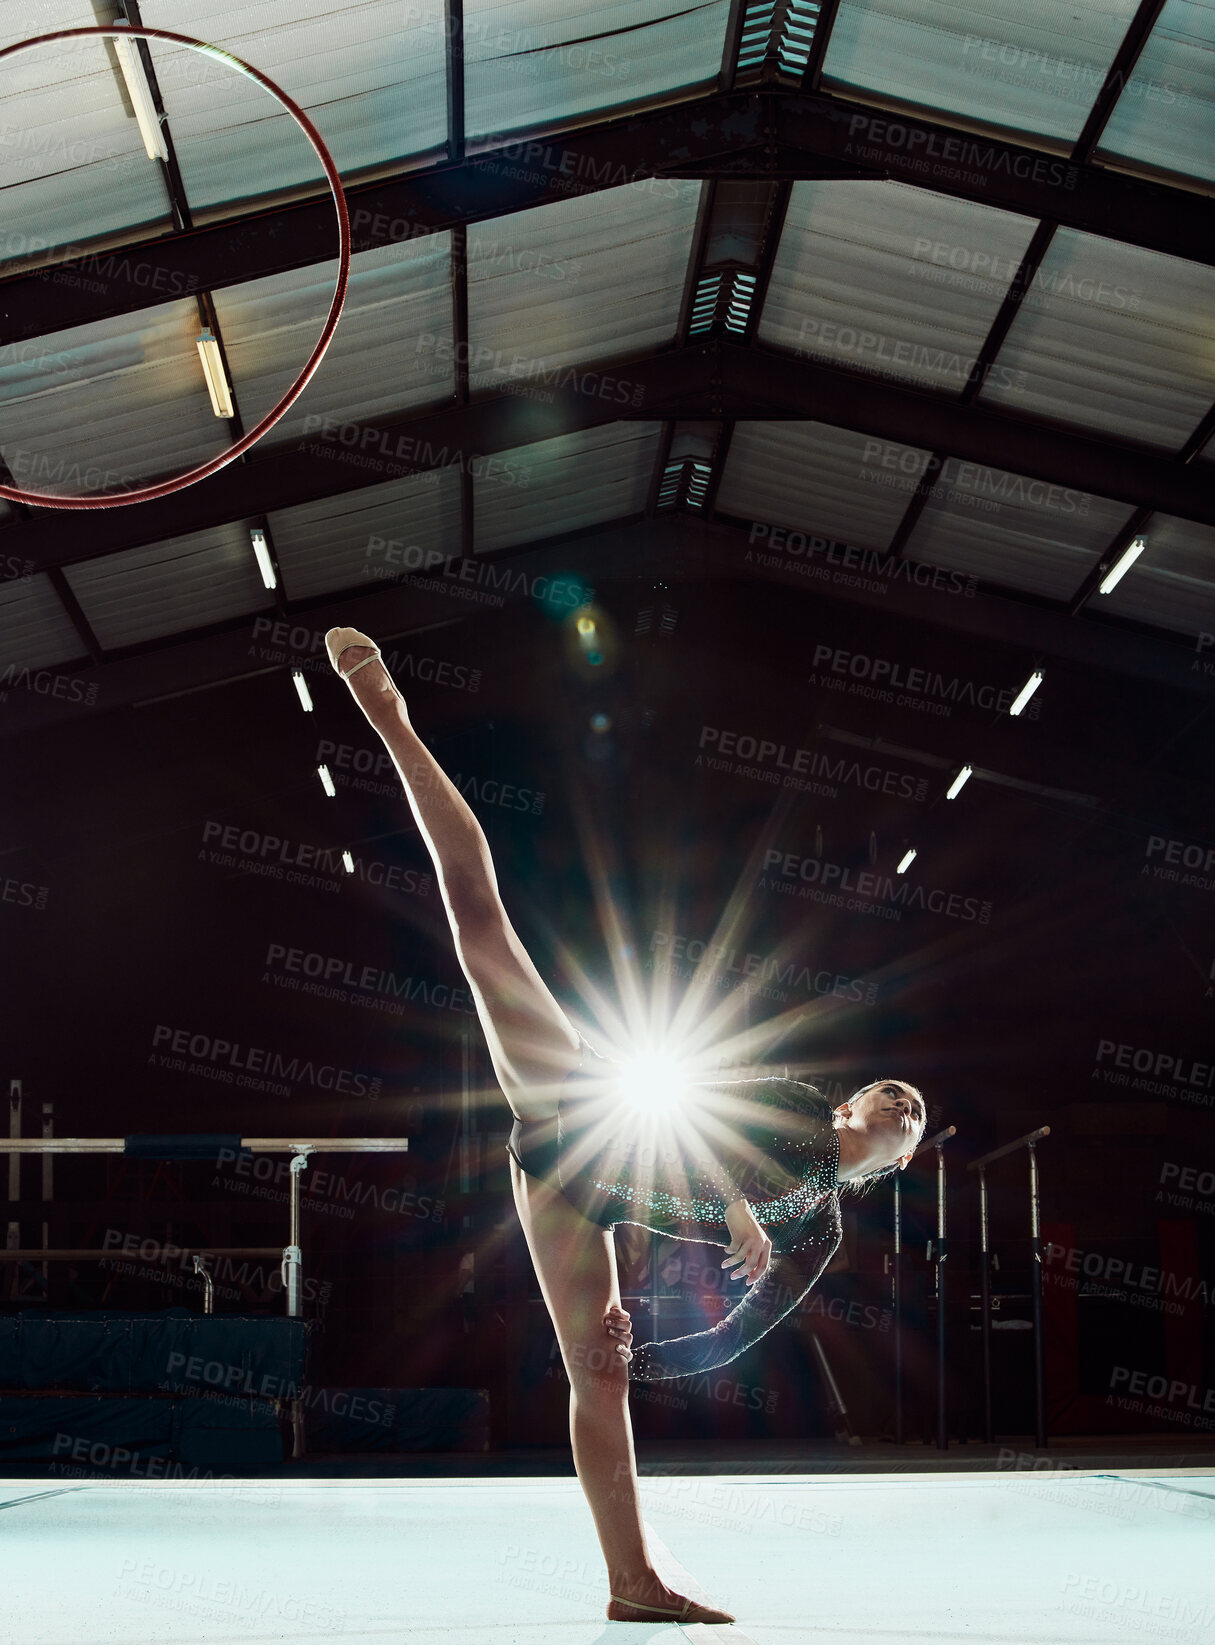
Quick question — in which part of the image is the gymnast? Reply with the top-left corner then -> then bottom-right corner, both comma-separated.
325,625 -> 927,1625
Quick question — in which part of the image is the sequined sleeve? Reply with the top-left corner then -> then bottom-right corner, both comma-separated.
627,1200 -> 843,1382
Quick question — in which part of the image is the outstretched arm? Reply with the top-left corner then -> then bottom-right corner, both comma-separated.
628,1208 -> 842,1382
334,638 -> 580,1102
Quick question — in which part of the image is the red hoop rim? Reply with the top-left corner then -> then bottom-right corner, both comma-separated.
0,26 -> 350,511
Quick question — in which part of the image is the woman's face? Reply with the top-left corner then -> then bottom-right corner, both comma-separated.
842,1081 -> 927,1170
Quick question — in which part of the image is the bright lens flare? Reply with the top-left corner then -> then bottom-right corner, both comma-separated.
617,1051 -> 688,1115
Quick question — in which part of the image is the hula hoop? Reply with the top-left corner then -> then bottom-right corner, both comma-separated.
0,26 -> 350,511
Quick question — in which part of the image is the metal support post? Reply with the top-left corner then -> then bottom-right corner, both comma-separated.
283,1148 -> 313,1461
890,1173 -> 903,1444
977,1164 -> 993,1444
41,1102 -> 53,1296
192,1254 -> 214,1315
6,1082 -> 20,1300
1028,1140 -> 1047,1450
922,1125 -> 956,1450
967,1126 -> 1051,1449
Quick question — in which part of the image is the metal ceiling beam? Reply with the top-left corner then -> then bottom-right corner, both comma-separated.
2,511 -> 1208,747
803,0 -> 844,93
1072,0 -> 1169,164
1,86 -> 1210,346
7,340 -> 1214,572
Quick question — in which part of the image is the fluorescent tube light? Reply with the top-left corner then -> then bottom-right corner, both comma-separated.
1098,536 -> 1147,595
291,671 -> 313,713
896,848 -> 916,874
317,765 -> 336,797
342,851 -> 355,874
1008,670 -> 1043,717
196,328 -> 234,419
113,29 -> 168,162
946,765 -> 973,800
251,528 -> 276,590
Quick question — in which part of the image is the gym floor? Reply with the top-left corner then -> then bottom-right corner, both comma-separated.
3,1469 -> 1212,1642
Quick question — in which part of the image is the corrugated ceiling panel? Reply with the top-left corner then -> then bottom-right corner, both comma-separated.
758,182 -> 1039,396
1095,513 -> 1215,637
211,234 -> 453,447
467,181 -> 702,392
463,0 -> 728,144
0,18 -> 173,269
1097,0 -> 1215,185
820,0 -> 1139,144
64,522 -> 267,647
980,229 -> 1215,451
474,422 -> 662,552
268,465 -> 462,599
715,421 -> 931,550
903,464 -> 1134,600
0,573 -> 85,671
0,299 -> 230,500
141,0 -> 447,212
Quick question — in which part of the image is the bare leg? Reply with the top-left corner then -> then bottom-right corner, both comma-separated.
333,640 -> 579,1119
331,635 -> 732,1623
511,1157 -> 733,1622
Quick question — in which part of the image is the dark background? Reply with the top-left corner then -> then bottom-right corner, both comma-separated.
3,538 -> 1213,1448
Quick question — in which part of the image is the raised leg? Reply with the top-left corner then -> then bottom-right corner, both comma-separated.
331,637 -> 579,1121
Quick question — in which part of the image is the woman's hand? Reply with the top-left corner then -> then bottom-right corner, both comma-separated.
722,1199 -> 772,1286
604,1303 -> 633,1361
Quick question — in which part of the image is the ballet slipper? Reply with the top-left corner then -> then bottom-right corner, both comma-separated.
324,626 -> 383,680
606,1592 -> 735,1624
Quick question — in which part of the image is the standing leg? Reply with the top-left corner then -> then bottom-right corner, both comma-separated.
511,1157 -> 734,1624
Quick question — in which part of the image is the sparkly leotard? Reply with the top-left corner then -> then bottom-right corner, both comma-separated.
506,1039 -> 843,1382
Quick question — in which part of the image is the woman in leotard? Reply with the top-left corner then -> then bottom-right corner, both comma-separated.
326,625 -> 927,1626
